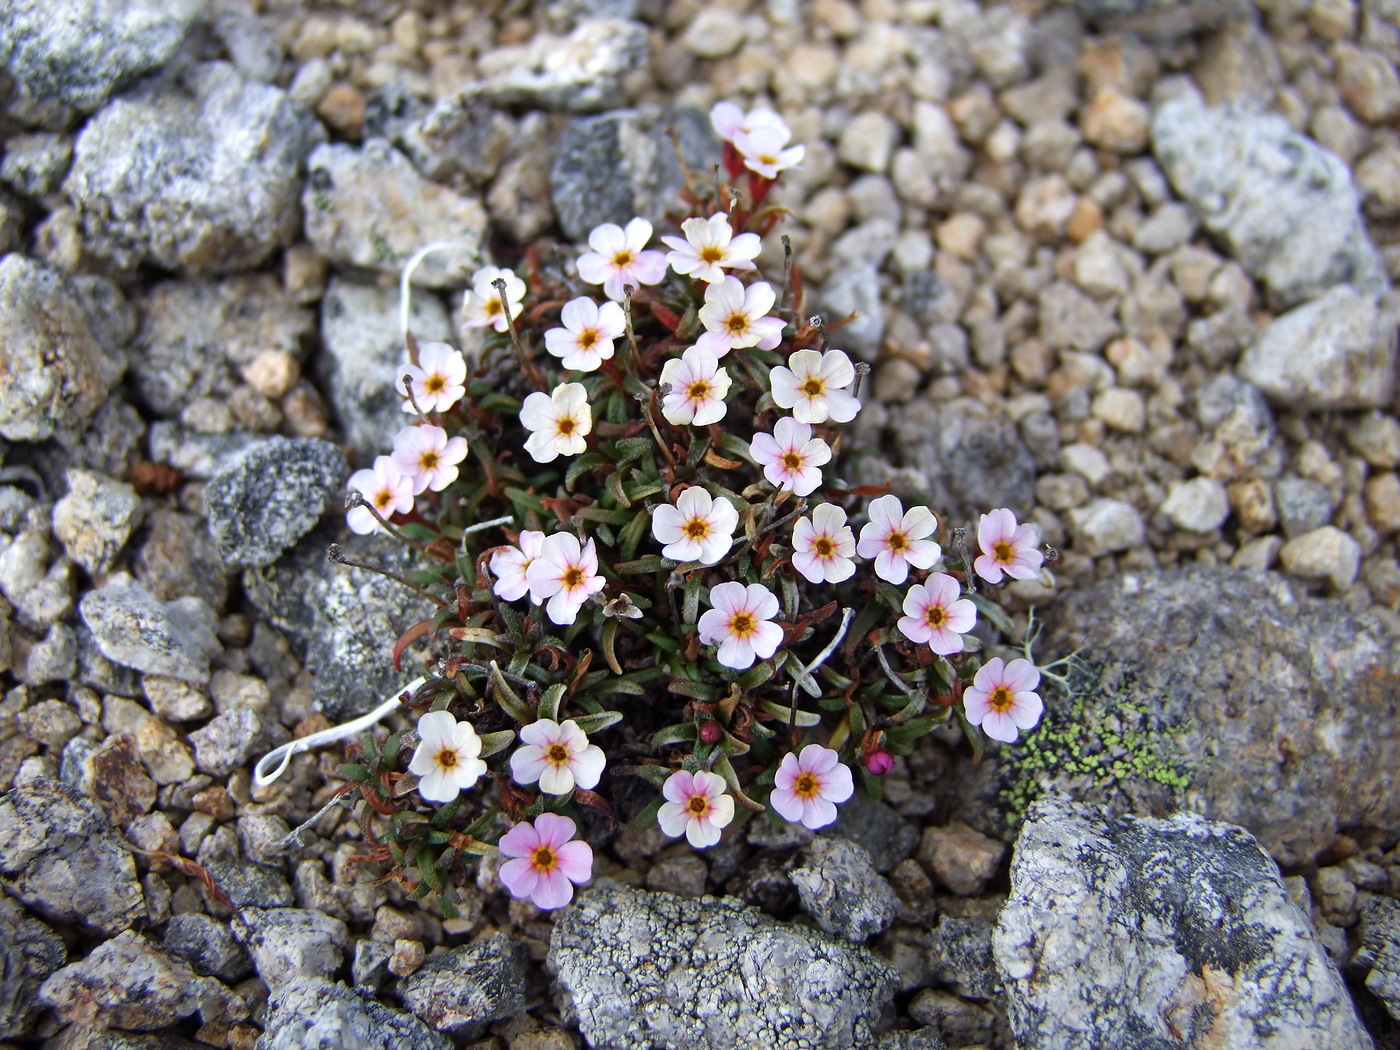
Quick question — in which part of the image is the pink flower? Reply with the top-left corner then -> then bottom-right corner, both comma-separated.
460,266 -> 526,333
791,504 -> 856,584
390,424 -> 469,494
964,658 -> 1043,743
498,813 -> 594,910
856,495 -> 940,585
399,341 -> 467,414
524,533 -> 606,625
660,213 -> 760,285
651,487 -> 738,566
709,101 -> 790,143
695,277 -> 785,357
697,581 -> 784,670
576,217 -> 668,302
510,718 -> 606,795
769,349 -> 860,424
897,573 -> 976,656
544,296 -> 626,373
973,509 -> 1044,584
749,418 -> 831,497
520,383 -> 592,463
657,770 -> 734,847
771,744 -> 853,829
489,530 -> 545,602
733,125 -> 805,180
407,711 -> 488,804
346,456 -> 414,535
659,346 -> 731,427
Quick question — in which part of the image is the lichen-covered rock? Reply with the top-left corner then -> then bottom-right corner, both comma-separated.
0,0 -> 206,112
66,62 -> 323,272
994,799 -> 1373,1049
255,976 -> 450,1050
788,837 -> 899,942
233,907 -> 348,991
0,895 -> 65,1039
475,19 -> 649,112
162,913 -> 251,983
398,934 -> 527,1034
303,139 -> 486,288
52,469 -> 143,575
38,930 -> 245,1031
1353,896 -> 1400,1021
1151,95 -> 1388,308
79,573 -> 221,685
0,778 -> 143,935
548,881 -> 900,1050
204,437 -> 345,568
0,254 -> 125,442
964,568 -> 1400,868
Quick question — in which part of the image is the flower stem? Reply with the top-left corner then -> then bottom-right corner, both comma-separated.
328,543 -> 448,608
494,277 -> 545,389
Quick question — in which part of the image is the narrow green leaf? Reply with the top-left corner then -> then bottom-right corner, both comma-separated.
538,682 -> 567,722
571,710 -> 623,734
651,722 -> 699,747
756,698 -> 821,726
969,592 -> 1014,636
566,453 -> 609,491
478,729 -> 516,758
489,660 -> 533,723
626,795 -> 665,833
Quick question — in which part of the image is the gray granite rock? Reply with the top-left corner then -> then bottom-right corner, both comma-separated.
0,254 -> 125,441
995,799 -> 1373,1049
304,139 -> 486,288
317,277 -> 452,460
66,62 -> 323,272
927,915 -> 998,1000
188,709 -> 268,778
550,104 -> 716,241
964,568 -> 1400,868
0,132 -> 74,197
789,838 -> 899,942
1353,895 -> 1400,1021
233,907 -> 348,991
0,778 -> 143,935
1274,476 -> 1334,538
204,437 -> 345,568
818,264 -> 885,361
134,509 -> 230,614
79,573 -> 221,685
1151,96 -> 1388,308
0,0 -> 206,112
475,19 -> 649,112
38,930 -> 244,1030
162,913 -> 251,983
256,976 -> 450,1050
398,934 -> 527,1035
400,87 -> 514,185
548,881 -> 900,1050
1238,285 -> 1397,410
0,895 -> 64,1039
51,469 -> 143,574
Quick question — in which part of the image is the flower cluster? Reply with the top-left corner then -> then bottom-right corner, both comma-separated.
326,104 -> 1053,917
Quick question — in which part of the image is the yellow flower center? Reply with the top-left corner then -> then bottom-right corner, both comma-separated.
925,605 -> 946,628
533,846 -> 556,870
578,329 -> 598,349
425,375 -> 447,394
548,743 -> 570,763
486,299 -> 502,317
420,451 -> 440,471
729,612 -> 755,637
437,748 -> 457,768
374,491 -> 394,511
613,250 -> 634,267
563,567 -> 585,588
558,417 -> 576,436
988,685 -> 1014,712
887,532 -> 907,551
994,540 -> 1015,563
814,536 -> 834,557
795,773 -> 818,797
727,314 -> 748,334
781,451 -> 803,471
802,377 -> 824,396
700,246 -> 724,263
688,380 -> 711,401
688,795 -> 710,814
685,518 -> 710,539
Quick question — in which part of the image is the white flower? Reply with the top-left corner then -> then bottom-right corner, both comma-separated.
575,217 -> 668,301
657,769 -> 734,848
399,341 -> 467,414
346,456 -> 414,535
520,383 -> 592,463
697,581 -> 784,670
856,495 -> 940,585
489,530 -> 546,602
408,710 -> 488,804
390,424 -> 469,494
509,718 -> 606,795
897,573 -> 976,656
524,533 -> 606,625
659,347 -> 731,427
651,487 -> 738,566
695,277 -> 786,357
733,125 -> 805,179
709,101 -> 789,144
660,213 -> 760,284
543,297 -> 626,373
769,348 -> 860,424
791,504 -> 857,584
748,417 -> 831,497
460,266 -> 526,333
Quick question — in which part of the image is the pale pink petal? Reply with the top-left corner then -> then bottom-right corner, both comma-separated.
770,366 -> 802,407
657,801 -> 690,838
554,839 -> 594,883
661,770 -> 696,805
980,710 -> 1019,743
770,785 -> 804,822
533,813 -> 577,849
571,745 -> 606,790
749,620 -> 785,660
499,857 -> 541,899
945,599 -> 977,634
974,553 -> 1005,584
1010,692 -> 1044,729
576,252 -> 611,285
510,746 -> 549,785
532,869 -> 575,909
1003,659 -> 1042,693
538,763 -> 574,795
800,795 -> 838,829
589,223 -> 626,256
497,820 -> 541,859
686,817 -> 721,848
874,549 -> 909,584
707,580 -> 748,616
716,634 -> 756,669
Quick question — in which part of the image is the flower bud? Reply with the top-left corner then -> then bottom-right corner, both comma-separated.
699,720 -> 724,744
862,749 -> 894,776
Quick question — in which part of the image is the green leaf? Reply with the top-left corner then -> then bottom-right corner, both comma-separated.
651,722 -> 699,747
538,682 -> 567,722
566,453 -> 609,491
605,471 -> 631,508
716,431 -> 756,464
682,575 -> 701,626
489,660 -> 533,723
626,795 -> 665,833
571,710 -> 623,734
969,591 -> 1015,636
756,698 -> 821,726
591,677 -> 646,696
617,556 -> 670,574
685,436 -> 712,469
618,509 -> 649,563
885,711 -> 948,744
478,729 -> 516,758
577,505 -> 632,526
668,679 -> 719,701
613,437 -> 654,467
476,392 -> 520,413
429,796 -> 462,828
337,763 -> 371,783
503,487 -> 547,516
738,660 -> 776,690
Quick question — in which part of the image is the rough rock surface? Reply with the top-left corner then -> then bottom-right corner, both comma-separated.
474,19 -> 650,112
1151,95 -> 1388,308
79,573 -> 222,685
0,0 -> 206,111
994,798 -> 1373,1049
0,254 -> 125,442
161,913 -> 250,983
788,837 -> 900,942
1354,896 -> 1400,1021
398,934 -> 527,1034
303,139 -> 487,287
256,976 -> 450,1050
51,469 -> 144,575
0,778 -> 143,935
548,881 -> 900,1050
233,907 -> 348,991
204,437 -> 346,568
66,62 -> 323,272
0,895 -> 65,1039
957,568 -> 1400,868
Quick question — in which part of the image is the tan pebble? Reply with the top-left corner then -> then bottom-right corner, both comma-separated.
1064,198 -> 1104,243
936,213 -> 986,260
1365,473 -> 1400,532
1080,87 -> 1150,153
1229,478 -> 1277,532
242,350 -> 300,400
317,82 -> 367,138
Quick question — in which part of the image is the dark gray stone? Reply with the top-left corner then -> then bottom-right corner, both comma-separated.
205,437 -> 345,568
201,856 -> 294,910
162,913 -> 251,982
548,881 -> 899,1050
255,976 -> 450,1050
0,895 -> 65,1039
398,934 -> 527,1035
1353,896 -> 1400,1021
66,62 -> 323,272
1274,476 -> 1334,538
789,837 -> 899,942
824,788 -> 919,874
79,573 -> 221,685
233,907 -> 347,991
927,915 -> 998,1000
550,105 -> 716,241
995,799 -> 1372,1049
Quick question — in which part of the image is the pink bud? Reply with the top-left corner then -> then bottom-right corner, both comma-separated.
863,749 -> 894,776
699,721 -> 724,744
